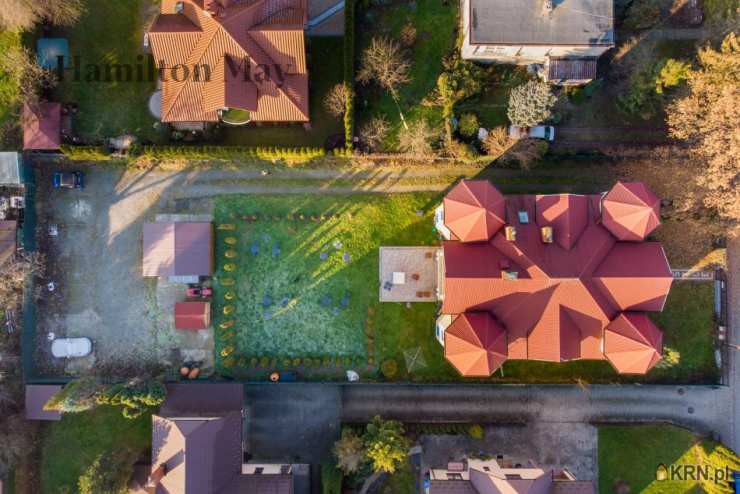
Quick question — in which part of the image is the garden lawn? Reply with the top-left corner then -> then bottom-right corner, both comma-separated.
219,37 -> 345,147
212,193 -> 439,374
598,425 -> 740,493
40,406 -> 152,494
54,0 -> 162,142
356,0 -> 458,146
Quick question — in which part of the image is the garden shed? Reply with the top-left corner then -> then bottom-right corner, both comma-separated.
175,301 -> 211,330
22,102 -> 62,151
25,384 -> 62,421
0,221 -> 17,266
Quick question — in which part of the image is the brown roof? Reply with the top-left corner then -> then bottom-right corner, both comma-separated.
552,480 -> 596,494
0,220 -> 17,266
443,180 -> 506,243
152,383 -> 244,494
149,0 -> 309,123
24,385 -> 62,421
445,312 -> 507,376
175,301 -> 211,329
440,181 -> 671,373
601,181 -> 661,241
22,102 -> 61,150
143,222 -> 213,277
604,312 -> 663,374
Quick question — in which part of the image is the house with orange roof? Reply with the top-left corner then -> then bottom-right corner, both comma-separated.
432,179 -> 672,376
382,179 -> 673,376
147,0 -> 309,124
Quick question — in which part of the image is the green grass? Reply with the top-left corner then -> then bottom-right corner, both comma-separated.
212,193 -> 439,372
598,425 -> 740,493
219,37 -> 345,147
356,0 -> 458,145
384,460 -> 416,494
54,0 -> 162,142
457,66 -> 529,129
0,30 -> 23,148
40,406 -> 152,494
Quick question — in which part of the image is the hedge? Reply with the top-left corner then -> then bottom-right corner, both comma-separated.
130,145 -> 325,161
60,145 -> 113,161
343,0 -> 356,150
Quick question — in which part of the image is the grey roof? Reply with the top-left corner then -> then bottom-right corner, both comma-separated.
222,474 -> 294,494
160,383 -> 244,417
25,385 -> 62,421
429,480 -> 478,494
0,152 -> 21,185
469,0 -> 614,46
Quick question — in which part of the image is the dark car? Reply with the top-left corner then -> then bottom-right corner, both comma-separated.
52,171 -> 84,189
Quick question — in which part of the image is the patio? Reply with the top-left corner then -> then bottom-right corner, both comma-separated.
378,247 -> 442,302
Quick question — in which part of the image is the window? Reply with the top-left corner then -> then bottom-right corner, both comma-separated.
254,467 -> 264,475
175,1 -> 184,13
447,473 -> 463,480
518,211 -> 529,224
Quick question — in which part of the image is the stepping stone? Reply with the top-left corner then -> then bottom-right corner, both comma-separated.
250,243 -> 260,256
280,297 -> 290,307
263,309 -> 273,320
262,295 -> 272,307
320,295 -> 332,307
332,307 -> 341,316
320,252 -> 328,261
261,234 -> 271,242
340,293 -> 350,308
272,244 -> 281,257
343,252 -> 351,264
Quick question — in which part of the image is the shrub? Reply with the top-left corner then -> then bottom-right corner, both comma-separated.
399,21 -> 417,47
78,449 -> 136,494
333,428 -> 364,474
446,139 -> 479,161
324,83 -> 349,118
219,320 -> 235,329
224,291 -> 236,300
224,237 -> 237,245
224,249 -> 237,258
507,80 -> 556,127
359,115 -> 390,152
223,263 -> 236,272
623,0 -> 662,30
380,359 -> 398,379
398,119 -> 438,155
343,0 -> 356,149
220,346 -> 234,358
322,462 -> 344,494
60,145 -> 113,161
458,113 -> 479,138
468,424 -> 484,439
223,305 -> 235,315
260,356 -> 270,368
129,145 -> 325,162
362,416 -> 410,474
220,277 -> 235,286
293,358 -> 302,367
45,377 -> 102,413
250,357 -> 258,367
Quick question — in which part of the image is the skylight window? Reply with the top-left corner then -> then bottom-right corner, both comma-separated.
518,211 -> 529,224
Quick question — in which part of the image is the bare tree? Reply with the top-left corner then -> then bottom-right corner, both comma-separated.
323,84 -> 348,119
0,252 -> 45,311
1,46 -> 57,108
359,115 -> 390,152
0,0 -> 84,29
398,120 -> 437,156
481,126 -> 511,158
357,36 -> 411,99
667,33 -> 740,222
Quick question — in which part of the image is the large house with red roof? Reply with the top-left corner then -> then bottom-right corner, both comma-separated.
427,180 -> 672,376
147,0 -> 309,124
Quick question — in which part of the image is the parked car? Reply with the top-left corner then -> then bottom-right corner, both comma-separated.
51,337 -> 92,358
52,171 -> 84,189
508,125 -> 556,141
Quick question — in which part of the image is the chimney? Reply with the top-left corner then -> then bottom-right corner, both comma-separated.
505,226 -> 517,242
146,464 -> 168,490
540,226 -> 553,244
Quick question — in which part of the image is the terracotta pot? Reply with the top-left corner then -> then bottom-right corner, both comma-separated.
188,368 -> 200,380
180,366 -> 190,377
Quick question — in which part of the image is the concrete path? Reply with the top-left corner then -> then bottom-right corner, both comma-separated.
341,385 -> 732,441
725,229 -> 740,451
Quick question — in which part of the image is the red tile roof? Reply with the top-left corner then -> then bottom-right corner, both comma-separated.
601,181 -> 661,241
22,102 -> 61,150
440,181 -> 671,374
604,312 -> 663,374
444,312 -> 507,376
443,180 -> 506,242
149,0 -> 308,123
175,301 -> 211,329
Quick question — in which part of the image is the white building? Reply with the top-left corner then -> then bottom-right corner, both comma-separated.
461,0 -> 614,84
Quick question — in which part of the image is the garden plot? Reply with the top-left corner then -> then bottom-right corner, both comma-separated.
211,194 -> 439,375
